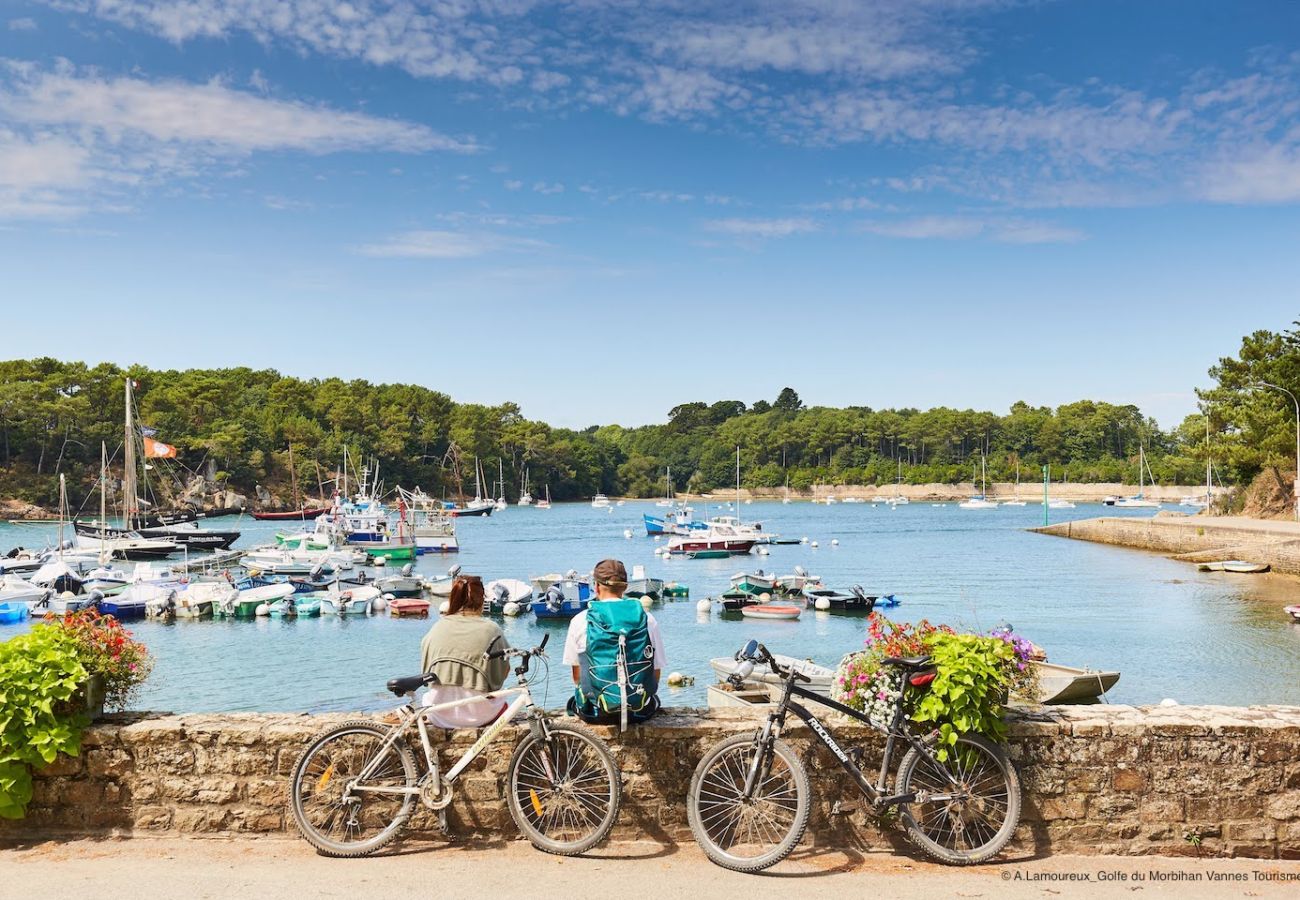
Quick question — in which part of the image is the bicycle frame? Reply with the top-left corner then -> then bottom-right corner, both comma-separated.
347,683 -> 546,800
745,673 -> 962,810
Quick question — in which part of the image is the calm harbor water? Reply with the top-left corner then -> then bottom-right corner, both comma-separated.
3,501 -> 1298,712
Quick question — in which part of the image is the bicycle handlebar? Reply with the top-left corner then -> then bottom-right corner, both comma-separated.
729,640 -> 812,685
486,632 -> 550,663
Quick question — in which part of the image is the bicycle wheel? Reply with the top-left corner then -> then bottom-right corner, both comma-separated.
288,720 -> 418,857
686,734 -> 810,873
506,721 -> 622,855
895,732 -> 1021,865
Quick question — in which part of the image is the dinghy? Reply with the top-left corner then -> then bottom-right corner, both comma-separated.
1026,662 -> 1120,705
741,604 -> 801,621
388,597 -> 430,618
0,601 -> 29,624
531,581 -> 588,619
709,654 -> 835,697
1285,605 -> 1300,623
484,578 -> 532,615
1197,560 -> 1270,573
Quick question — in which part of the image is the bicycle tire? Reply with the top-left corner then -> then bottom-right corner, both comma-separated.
895,732 -> 1021,865
506,721 -> 622,855
288,719 -> 418,857
686,733 -> 811,873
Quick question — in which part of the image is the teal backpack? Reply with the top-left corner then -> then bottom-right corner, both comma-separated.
572,599 -> 659,730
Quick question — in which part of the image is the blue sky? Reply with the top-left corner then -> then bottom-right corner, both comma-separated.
1,1 -> 1298,429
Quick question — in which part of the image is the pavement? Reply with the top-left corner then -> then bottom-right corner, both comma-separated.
5,838 -> 1300,899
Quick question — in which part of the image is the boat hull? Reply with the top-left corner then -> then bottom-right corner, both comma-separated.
252,508 -> 332,521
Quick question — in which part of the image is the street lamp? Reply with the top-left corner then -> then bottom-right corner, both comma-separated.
1255,381 -> 1300,521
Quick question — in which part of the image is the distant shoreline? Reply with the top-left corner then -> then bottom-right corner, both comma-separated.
683,482 -> 1213,503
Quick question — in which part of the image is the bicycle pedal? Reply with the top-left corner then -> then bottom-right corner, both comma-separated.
831,800 -> 864,816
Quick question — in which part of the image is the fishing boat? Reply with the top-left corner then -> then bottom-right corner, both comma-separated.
958,455 -> 998,509
730,570 -> 777,596
0,602 -> 28,624
530,580 -> 588,619
484,578 -> 533,615
536,485 -> 552,510
319,583 -> 380,616
1105,446 -> 1161,508
388,597 -> 430,617
1028,662 -> 1120,704
625,566 -> 665,601
591,493 -> 612,509
364,542 -> 417,563
709,655 -> 835,697
1197,560 -> 1270,573
774,566 -> 821,597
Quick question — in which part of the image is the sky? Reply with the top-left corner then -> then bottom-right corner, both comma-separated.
1,1 -> 1298,429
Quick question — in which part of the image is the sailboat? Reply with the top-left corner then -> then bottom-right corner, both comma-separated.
656,467 -> 675,507
494,459 -> 508,511
782,472 -> 792,504
887,458 -> 909,505
517,467 -> 533,507
1180,418 -> 1213,510
1107,446 -> 1161,508
1001,460 -> 1027,506
958,455 -> 998,509
536,485 -> 552,510
454,458 -> 495,516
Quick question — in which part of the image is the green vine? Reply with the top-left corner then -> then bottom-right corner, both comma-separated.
911,632 -> 1018,756
0,625 -> 90,819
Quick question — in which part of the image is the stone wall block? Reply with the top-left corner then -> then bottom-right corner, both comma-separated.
38,753 -> 84,777
86,748 -> 134,778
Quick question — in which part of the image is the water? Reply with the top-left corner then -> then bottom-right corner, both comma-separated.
4,501 -> 1299,712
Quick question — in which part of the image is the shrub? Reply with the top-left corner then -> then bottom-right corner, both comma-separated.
53,610 -> 154,710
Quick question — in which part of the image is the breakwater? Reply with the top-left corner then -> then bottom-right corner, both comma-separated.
1032,515 -> 1300,575
700,483 -> 1211,502
5,706 -> 1299,859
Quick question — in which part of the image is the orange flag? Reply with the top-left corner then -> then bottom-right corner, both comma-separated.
143,437 -> 177,458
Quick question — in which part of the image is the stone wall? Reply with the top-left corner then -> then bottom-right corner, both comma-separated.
5,706 -> 1299,859
698,483 -> 1209,502
1033,515 -> 1300,575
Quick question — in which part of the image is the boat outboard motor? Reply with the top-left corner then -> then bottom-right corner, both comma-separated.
448,564 -> 463,579
544,584 -> 565,612
492,582 -> 510,607
794,565 -> 806,578
309,562 -> 327,580
85,589 -> 105,611
401,563 -> 414,577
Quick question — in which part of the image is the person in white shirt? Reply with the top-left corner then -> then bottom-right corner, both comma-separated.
563,558 -> 665,686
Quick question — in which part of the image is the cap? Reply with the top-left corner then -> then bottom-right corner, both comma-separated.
593,558 -> 628,587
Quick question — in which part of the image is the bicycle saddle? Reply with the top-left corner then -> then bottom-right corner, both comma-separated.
386,672 -> 439,696
881,656 -> 932,669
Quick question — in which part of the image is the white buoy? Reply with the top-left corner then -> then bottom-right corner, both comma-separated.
373,594 -> 390,613
624,529 -> 633,539
811,541 -> 819,548
255,603 -> 270,617
1159,698 -> 1179,707
438,600 -> 450,615
696,598 -> 712,613
757,547 -> 769,556
667,671 -> 684,686
801,536 -> 809,544
815,597 -> 831,611
653,535 -> 661,542
758,592 -> 771,602
831,539 -> 839,546
639,596 -> 653,610
374,556 -> 387,567
503,601 -> 521,617
61,590 -> 76,600
617,500 -> 626,506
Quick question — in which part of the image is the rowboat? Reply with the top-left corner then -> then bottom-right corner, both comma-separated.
709,655 -> 834,697
388,597 -> 431,617
1285,605 -> 1300,623
1197,560 -> 1270,574
0,602 -> 29,624
1027,662 -> 1120,704
686,549 -> 731,559
740,604 -> 801,621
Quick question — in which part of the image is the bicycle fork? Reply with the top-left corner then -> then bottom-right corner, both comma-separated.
741,717 -> 779,801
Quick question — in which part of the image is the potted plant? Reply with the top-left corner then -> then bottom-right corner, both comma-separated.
53,610 -> 154,716
833,614 -> 1038,759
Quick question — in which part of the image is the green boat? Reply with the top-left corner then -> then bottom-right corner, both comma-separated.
365,543 -> 417,562
268,597 -> 322,618
663,583 -> 690,599
686,549 -> 730,559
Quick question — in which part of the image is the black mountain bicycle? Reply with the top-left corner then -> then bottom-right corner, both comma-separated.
687,640 -> 1021,871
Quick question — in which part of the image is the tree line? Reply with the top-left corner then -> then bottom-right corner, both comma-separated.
0,351 -> 1267,511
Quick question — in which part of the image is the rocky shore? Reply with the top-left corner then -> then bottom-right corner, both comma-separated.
694,483 -> 1210,503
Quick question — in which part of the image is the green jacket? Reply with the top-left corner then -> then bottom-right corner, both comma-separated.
419,615 -> 509,692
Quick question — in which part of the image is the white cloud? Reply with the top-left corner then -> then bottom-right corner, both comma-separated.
532,181 -> 564,195
704,216 -> 817,238
1199,147 -> 1300,204
861,215 -> 1085,243
8,17 -> 38,31
354,229 -> 544,259
0,61 -> 476,219
503,179 -> 523,190
435,211 -> 571,227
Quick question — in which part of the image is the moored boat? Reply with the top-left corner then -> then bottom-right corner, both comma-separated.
1198,560 -> 1270,573
530,581 -> 588,619
709,654 -> 834,697
740,603 -> 801,620
1026,661 -> 1120,704
484,578 -> 533,615
0,601 -> 29,624
388,597 -> 430,617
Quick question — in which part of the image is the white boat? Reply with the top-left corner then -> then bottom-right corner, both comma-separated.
1048,499 -> 1077,509
424,564 -> 463,597
518,467 -> 533,507
774,566 -> 821,596
1197,560 -> 1270,574
1001,462 -> 1027,506
1105,445 -> 1161,508
1027,662 -> 1120,705
655,467 -> 675,507
536,485 -> 552,510
741,604 -> 802,621
958,454 -> 998,509
397,487 -> 459,553
709,654 -> 834,698
375,563 -> 423,596
484,577 -> 533,614
887,496 -> 910,505
1285,605 -> 1300,623
82,565 -> 130,594
321,583 -> 379,616
591,493 -> 611,508
0,574 -> 50,606
841,496 -> 865,504
172,580 -> 236,618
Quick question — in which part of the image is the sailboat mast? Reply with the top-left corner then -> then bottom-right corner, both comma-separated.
289,444 -> 299,509
735,445 -> 741,520
100,442 -> 108,562
58,473 -> 66,559
123,378 -> 137,528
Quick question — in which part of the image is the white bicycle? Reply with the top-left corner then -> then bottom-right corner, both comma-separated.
288,634 -> 622,856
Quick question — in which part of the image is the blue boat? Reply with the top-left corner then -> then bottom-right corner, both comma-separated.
643,508 -> 708,537
0,601 -> 29,624
530,581 -> 589,619
97,595 -> 147,621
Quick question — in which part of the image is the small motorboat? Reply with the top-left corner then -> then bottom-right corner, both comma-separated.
375,564 -> 423,597
98,591 -> 149,621
1283,605 -> 1300,623
81,566 -> 131,595
0,574 -> 50,606
1048,499 -> 1077,509
484,578 -> 533,616
30,559 -> 84,595
741,604 -> 802,621
320,584 -> 380,616
388,597 -> 430,618
804,585 -> 877,613
0,601 -> 29,624
218,582 -> 294,618
625,566 -> 665,601
686,549 -> 731,559
718,589 -> 762,613
1026,662 -> 1120,704
730,570 -> 776,596
1197,560 -> 1270,574
662,582 -> 690,600
173,581 -> 236,618
773,566 -> 820,597
425,564 -> 463,597
531,582 -> 587,619
39,590 -> 101,616
709,654 -> 834,697
266,595 -> 323,618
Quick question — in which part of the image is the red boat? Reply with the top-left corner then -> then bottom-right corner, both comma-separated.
388,597 -> 430,618
252,507 -> 332,521
666,529 -> 757,555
